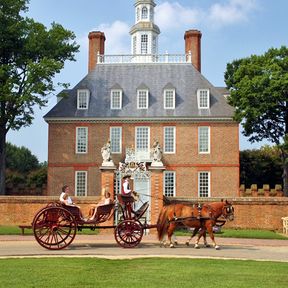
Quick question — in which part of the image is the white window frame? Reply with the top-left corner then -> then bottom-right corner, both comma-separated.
164,126 -> 176,154
198,126 -> 210,154
76,127 -> 88,154
141,34 -> 148,54
137,89 -> 149,109
141,6 -> 148,20
135,126 -> 150,158
110,126 -> 122,154
164,171 -> 176,197
77,89 -> 90,110
197,89 -> 210,109
198,171 -> 210,197
75,171 -> 87,197
110,89 -> 122,110
164,89 -> 175,109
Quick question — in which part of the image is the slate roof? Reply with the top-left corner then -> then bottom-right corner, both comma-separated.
44,63 -> 234,122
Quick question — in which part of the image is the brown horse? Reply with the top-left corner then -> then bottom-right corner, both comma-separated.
157,200 -> 234,249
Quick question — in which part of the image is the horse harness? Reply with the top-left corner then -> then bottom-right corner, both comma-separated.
169,203 -> 230,227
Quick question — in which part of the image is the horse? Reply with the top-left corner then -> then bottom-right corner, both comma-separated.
157,200 -> 234,250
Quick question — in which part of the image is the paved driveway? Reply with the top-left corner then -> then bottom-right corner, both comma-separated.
0,235 -> 287,262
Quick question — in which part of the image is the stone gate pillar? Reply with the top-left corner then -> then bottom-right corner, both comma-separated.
150,166 -> 165,229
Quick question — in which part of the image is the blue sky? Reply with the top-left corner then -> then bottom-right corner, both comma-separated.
7,0 -> 288,162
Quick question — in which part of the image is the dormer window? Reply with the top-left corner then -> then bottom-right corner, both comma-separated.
197,89 -> 210,109
77,89 -> 90,110
111,89 -> 122,109
137,89 -> 149,109
164,89 -> 175,109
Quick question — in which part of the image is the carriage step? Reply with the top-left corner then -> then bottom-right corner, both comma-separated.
18,225 -> 32,235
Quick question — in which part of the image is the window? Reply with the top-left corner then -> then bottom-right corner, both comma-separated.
197,89 -> 210,109
111,90 -> 122,109
164,171 -> 176,197
135,127 -> 150,156
142,6 -> 148,19
110,127 -> 122,153
198,126 -> 210,154
152,36 -> 157,54
198,171 -> 210,197
164,89 -> 175,109
164,126 -> 176,153
75,171 -> 87,196
77,89 -> 90,109
136,7 -> 140,21
76,127 -> 88,154
137,89 -> 149,109
141,34 -> 148,54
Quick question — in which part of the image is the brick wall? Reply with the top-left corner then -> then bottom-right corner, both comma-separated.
47,121 -> 239,197
0,197 -> 287,231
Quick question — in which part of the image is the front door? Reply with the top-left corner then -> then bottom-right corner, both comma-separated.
133,176 -> 151,224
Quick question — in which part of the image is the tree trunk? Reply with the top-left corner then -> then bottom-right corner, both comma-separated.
0,124 -> 7,195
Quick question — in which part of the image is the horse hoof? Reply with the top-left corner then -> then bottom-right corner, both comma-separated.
215,245 -> 220,250
174,241 -> 178,246
204,244 -> 211,248
194,245 -> 200,249
185,242 -> 190,246
169,244 -> 175,248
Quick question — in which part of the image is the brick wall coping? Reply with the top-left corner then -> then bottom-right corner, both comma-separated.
0,196 -> 102,204
1,196 -> 287,205
169,197 -> 288,205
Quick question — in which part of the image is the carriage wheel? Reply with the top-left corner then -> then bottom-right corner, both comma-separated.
114,220 -> 143,248
32,206 -> 77,250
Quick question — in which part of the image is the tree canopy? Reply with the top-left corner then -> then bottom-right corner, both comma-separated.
225,46 -> 288,195
0,0 -> 79,194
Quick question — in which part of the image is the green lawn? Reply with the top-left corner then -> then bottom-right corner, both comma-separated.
0,258 -> 287,288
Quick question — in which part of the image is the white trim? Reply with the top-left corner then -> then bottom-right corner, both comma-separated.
164,89 -> 175,109
75,171 -> 87,197
76,127 -> 88,154
198,126 -> 210,154
198,171 -> 210,197
110,89 -> 122,110
110,126 -> 122,154
164,126 -> 176,154
197,89 -> 210,109
77,89 -> 90,110
137,89 -> 149,109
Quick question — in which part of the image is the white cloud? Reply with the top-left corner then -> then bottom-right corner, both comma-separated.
155,2 -> 202,31
154,0 -> 258,31
95,21 -> 130,54
208,0 -> 258,28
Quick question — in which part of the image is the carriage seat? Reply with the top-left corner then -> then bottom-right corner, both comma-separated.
87,202 -> 115,223
60,203 -> 83,221
117,194 -> 135,206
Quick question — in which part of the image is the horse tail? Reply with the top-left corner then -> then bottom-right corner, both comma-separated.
157,205 -> 169,241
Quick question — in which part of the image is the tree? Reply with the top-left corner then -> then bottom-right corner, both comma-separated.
240,146 -> 282,188
0,0 -> 79,194
225,46 -> 288,196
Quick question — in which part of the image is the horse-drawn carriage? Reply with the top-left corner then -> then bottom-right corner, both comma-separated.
32,195 -> 234,251
32,194 -> 150,250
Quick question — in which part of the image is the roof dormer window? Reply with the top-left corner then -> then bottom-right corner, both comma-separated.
77,89 -> 90,110
137,89 -> 149,109
164,89 -> 175,109
111,89 -> 122,109
197,89 -> 210,109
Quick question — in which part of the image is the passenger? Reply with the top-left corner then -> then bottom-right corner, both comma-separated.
88,192 -> 112,220
59,185 -> 84,219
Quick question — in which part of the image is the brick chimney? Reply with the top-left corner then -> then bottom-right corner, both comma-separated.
88,31 -> 106,72
184,29 -> 202,72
